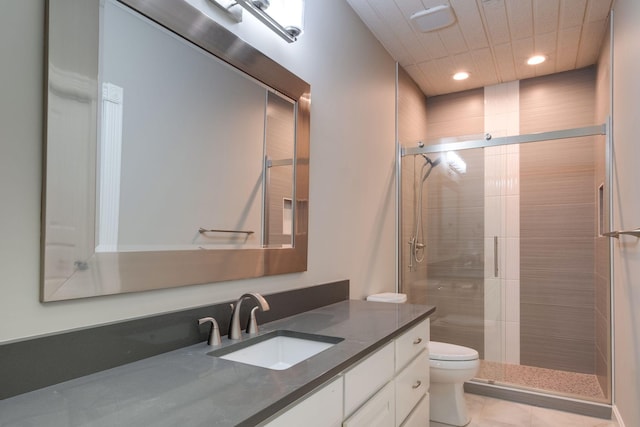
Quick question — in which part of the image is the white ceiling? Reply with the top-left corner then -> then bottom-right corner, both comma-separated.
346,0 -> 613,96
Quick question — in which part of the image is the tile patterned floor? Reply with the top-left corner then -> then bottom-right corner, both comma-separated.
430,394 -> 619,427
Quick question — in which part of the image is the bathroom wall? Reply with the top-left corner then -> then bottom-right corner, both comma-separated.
422,89 -> 485,141
519,68 -> 598,374
483,81 -> 521,365
0,0 -> 397,343
611,0 -> 640,425
415,88 -> 485,356
425,147 -> 485,358
398,66 -> 429,301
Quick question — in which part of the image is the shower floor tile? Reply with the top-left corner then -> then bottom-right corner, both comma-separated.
477,360 -> 606,401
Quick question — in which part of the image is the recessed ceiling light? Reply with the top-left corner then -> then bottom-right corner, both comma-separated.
453,71 -> 470,81
527,55 -> 546,65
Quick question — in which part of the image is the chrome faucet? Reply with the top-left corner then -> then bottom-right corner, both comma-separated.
229,293 -> 270,340
198,317 -> 221,346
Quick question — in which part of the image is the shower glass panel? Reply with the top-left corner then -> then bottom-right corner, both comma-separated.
401,132 -> 611,404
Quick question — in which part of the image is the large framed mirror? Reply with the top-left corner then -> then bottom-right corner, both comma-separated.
42,0 -> 310,301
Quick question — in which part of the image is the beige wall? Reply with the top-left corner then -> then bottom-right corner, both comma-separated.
519,68 -> 598,375
611,0 -> 640,425
0,0 -> 397,343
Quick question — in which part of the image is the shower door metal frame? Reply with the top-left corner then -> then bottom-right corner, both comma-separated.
396,121 -> 614,416
401,124 -> 607,156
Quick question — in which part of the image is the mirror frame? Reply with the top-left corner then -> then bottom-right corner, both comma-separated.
41,0 -> 310,301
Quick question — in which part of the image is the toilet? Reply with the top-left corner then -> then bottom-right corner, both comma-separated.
429,341 -> 480,426
365,293 -> 480,426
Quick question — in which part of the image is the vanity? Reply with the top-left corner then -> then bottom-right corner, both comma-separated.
264,313 -> 431,427
0,300 -> 434,426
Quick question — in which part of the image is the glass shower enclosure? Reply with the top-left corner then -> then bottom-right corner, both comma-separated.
399,125 -> 612,407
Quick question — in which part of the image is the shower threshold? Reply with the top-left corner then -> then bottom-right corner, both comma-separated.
466,361 -> 611,419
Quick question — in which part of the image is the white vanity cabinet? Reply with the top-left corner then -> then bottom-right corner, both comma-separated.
395,351 -> 429,425
394,319 -> 430,426
262,376 -> 344,427
344,318 -> 430,427
261,318 -> 430,427
344,342 -> 395,417
343,381 -> 395,427
399,394 -> 430,427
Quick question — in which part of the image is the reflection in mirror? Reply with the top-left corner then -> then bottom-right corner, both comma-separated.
100,1 -> 268,251
264,92 -> 297,247
42,0 -> 310,301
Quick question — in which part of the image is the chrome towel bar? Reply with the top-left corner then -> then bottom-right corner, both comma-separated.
603,228 -> 640,238
199,227 -> 254,235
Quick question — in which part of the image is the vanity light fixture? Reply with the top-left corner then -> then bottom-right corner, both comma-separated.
527,55 -> 546,65
207,0 -> 244,22
235,0 -> 305,42
453,71 -> 469,81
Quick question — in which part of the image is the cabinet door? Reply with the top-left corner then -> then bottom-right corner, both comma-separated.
343,381 -> 395,427
395,319 -> 429,372
344,342 -> 394,417
263,376 -> 343,427
395,351 -> 429,426
400,393 -> 429,427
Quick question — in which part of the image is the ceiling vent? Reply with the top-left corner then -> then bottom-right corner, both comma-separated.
409,4 -> 456,33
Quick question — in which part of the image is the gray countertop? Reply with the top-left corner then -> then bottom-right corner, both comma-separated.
0,300 -> 435,427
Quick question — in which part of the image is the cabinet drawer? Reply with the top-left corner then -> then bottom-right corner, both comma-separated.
344,342 -> 394,417
395,318 -> 429,372
394,350 -> 428,426
342,381 -> 395,427
400,393 -> 429,427
263,376 -> 343,427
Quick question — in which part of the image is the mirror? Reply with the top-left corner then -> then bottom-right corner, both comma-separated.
42,0 -> 310,301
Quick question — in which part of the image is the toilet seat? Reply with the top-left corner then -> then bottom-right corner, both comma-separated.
429,341 -> 479,361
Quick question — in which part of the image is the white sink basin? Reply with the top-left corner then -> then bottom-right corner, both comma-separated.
210,331 -> 343,370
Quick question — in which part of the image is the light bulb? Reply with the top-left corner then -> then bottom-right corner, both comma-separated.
527,55 -> 546,65
453,71 -> 469,81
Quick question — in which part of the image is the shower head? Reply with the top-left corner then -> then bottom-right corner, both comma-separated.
421,154 -> 442,167
420,154 -> 442,183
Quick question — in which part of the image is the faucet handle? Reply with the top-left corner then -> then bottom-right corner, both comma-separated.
246,306 -> 260,335
198,317 -> 221,346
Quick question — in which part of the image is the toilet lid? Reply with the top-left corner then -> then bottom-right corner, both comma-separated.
366,293 -> 407,303
429,341 -> 479,361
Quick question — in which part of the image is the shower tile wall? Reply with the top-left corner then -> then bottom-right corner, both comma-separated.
519,67 -> 598,374
424,88 -> 485,357
484,81 -> 520,365
398,67 -> 429,303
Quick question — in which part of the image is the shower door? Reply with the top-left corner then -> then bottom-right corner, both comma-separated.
400,127 -> 611,404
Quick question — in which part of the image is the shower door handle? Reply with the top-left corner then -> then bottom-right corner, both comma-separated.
494,236 -> 499,278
